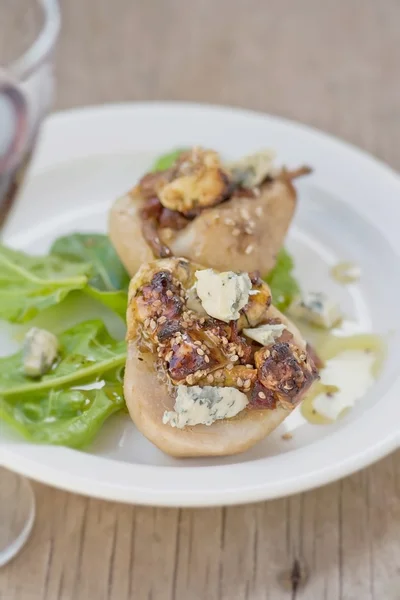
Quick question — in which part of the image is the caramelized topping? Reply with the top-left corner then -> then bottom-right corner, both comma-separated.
129,259 -> 319,411
254,342 -> 318,409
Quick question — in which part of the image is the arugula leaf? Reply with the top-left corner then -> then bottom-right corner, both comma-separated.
0,376 -> 124,448
0,245 -> 91,323
83,287 -> 128,320
50,233 -> 130,292
50,233 -> 129,320
0,320 -> 127,397
152,148 -> 187,172
265,248 -> 300,312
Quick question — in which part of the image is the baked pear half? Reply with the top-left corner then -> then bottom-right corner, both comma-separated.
125,257 -> 318,457
110,148 -> 311,277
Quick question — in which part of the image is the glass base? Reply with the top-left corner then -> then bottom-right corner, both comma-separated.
0,467 -> 35,567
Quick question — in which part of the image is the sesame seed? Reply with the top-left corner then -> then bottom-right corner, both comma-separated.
215,370 -> 223,379
204,355 -> 210,363
237,348 -> 244,357
150,319 -> 157,331
222,337 -> 229,346
158,316 -> 167,324
166,290 -> 173,298
246,364 -> 253,369
197,348 -> 205,356
186,374 -> 195,384
245,227 -> 254,235
232,228 -> 240,236
195,370 -> 204,378
224,218 -> 234,226
194,341 -> 202,346
207,374 -> 214,383
237,377 -> 244,386
144,318 -> 150,328
245,245 -> 254,255
230,354 -> 238,362
166,351 -> 173,362
240,208 -> 250,220
244,379 -> 252,389
200,318 -> 205,325
154,299 -> 162,307
255,206 -> 263,217
227,363 -> 234,370
258,391 -> 266,399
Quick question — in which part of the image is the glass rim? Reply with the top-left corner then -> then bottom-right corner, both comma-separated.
7,0 -> 61,80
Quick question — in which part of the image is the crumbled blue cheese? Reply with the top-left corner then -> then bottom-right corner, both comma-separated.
288,292 -> 341,329
228,149 -> 278,188
313,350 -> 375,420
186,285 -> 207,316
163,385 -> 249,428
243,323 -> 286,346
23,327 -> 59,377
195,269 -> 252,322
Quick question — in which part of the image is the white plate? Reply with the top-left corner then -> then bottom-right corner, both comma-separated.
1,103 -> 399,507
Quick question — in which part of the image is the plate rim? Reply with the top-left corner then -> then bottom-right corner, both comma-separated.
1,101 -> 399,506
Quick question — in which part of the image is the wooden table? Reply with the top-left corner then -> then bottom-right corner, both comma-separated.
1,0 -> 400,598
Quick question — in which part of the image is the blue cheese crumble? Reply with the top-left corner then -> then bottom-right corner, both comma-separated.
23,327 -> 59,377
243,323 -> 285,345
228,149 -> 278,188
194,269 -> 252,322
288,292 -> 341,329
163,385 -> 249,428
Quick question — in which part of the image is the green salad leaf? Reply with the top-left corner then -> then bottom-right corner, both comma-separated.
0,320 -> 127,448
152,148 -> 187,172
0,320 -> 127,397
50,233 -> 130,292
50,233 -> 130,320
83,287 -> 128,319
0,245 -> 91,323
265,248 -> 300,312
0,376 -> 124,448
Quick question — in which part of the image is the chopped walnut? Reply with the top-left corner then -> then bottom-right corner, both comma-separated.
158,148 -> 231,213
254,342 -> 318,409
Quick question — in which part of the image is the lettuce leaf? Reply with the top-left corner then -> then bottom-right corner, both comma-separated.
0,245 -> 91,323
0,376 -> 124,448
0,320 -> 126,397
51,233 -> 130,319
265,248 -> 300,312
152,148 -> 187,172
0,320 -> 127,448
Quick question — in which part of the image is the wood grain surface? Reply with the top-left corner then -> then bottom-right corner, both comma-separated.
1,0 -> 400,598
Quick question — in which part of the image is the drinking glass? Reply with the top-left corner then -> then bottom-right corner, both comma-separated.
0,0 -> 60,566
